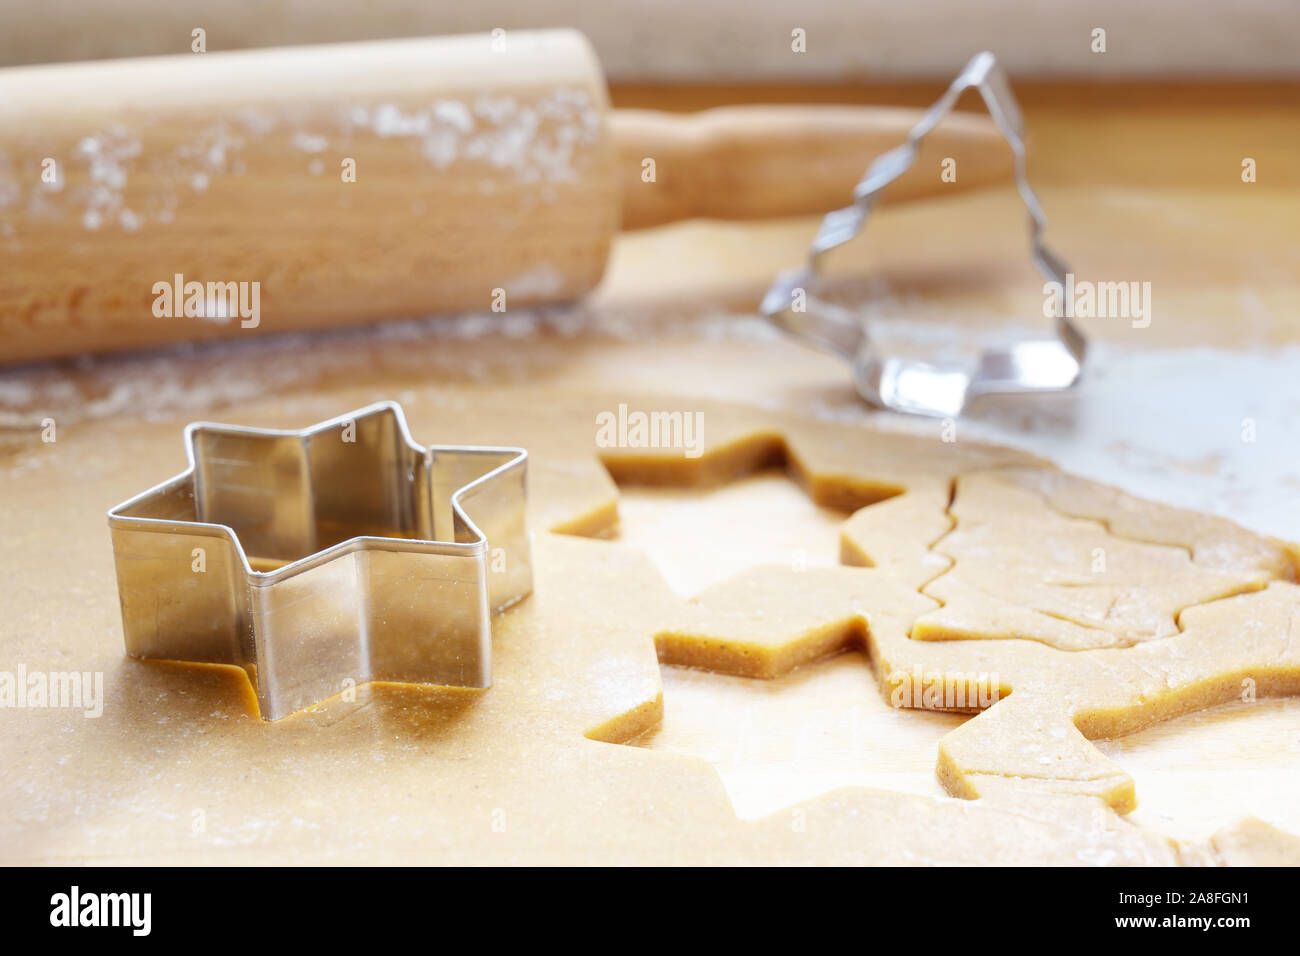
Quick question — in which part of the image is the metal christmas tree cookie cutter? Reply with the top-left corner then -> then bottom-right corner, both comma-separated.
107,402 -> 531,721
761,51 -> 1087,418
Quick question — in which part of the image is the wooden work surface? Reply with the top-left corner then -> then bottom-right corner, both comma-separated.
3,80 -> 1299,855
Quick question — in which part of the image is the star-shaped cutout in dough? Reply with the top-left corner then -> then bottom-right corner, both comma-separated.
614,469 -> 962,817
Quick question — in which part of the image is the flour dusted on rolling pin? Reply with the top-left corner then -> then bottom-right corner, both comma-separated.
5,90 -> 598,234
0,30 -> 621,363
348,91 -> 600,182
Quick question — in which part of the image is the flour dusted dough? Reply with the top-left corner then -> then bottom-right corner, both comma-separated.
3,385 -> 1297,864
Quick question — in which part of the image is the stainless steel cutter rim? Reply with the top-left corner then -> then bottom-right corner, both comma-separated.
106,400 -> 533,719
762,50 -> 1088,418
106,400 -> 527,587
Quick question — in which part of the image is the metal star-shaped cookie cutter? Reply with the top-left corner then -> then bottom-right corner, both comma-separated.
107,402 -> 531,721
761,51 -> 1087,418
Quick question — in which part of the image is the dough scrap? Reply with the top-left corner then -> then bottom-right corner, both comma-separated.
1203,817 -> 1300,866
590,396 -> 1300,818
915,470 -> 1275,651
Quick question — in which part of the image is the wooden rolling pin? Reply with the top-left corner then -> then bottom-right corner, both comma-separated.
0,30 -> 1013,363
